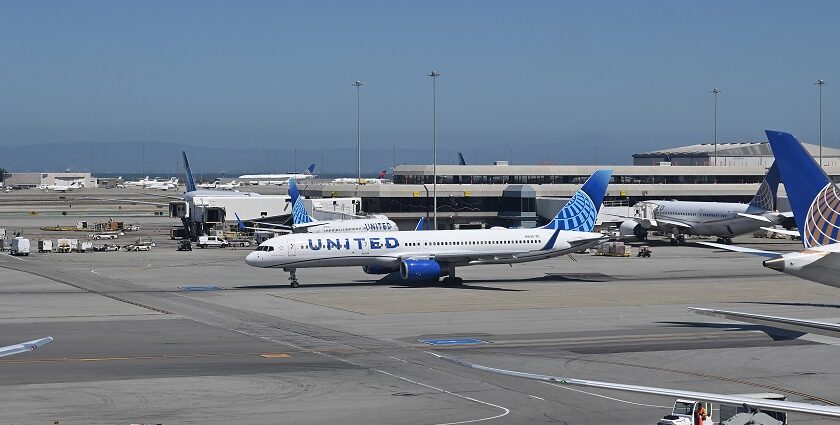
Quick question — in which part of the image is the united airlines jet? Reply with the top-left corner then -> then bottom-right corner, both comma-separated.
245,170 -> 612,287
610,164 -> 783,245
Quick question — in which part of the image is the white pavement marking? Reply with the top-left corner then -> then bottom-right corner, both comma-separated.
374,368 -> 511,425
544,382 -> 672,409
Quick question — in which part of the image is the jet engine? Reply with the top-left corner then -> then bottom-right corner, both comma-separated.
399,259 -> 443,281
362,264 -> 399,275
619,220 -> 648,241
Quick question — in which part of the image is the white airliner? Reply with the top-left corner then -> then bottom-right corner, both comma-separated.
39,181 -> 82,192
430,352 -> 840,420
236,178 -> 397,235
703,131 -> 840,288
607,163 -> 784,245
239,164 -> 317,186
215,180 -> 241,190
245,170 -> 612,287
689,131 -> 840,384
147,177 -> 179,191
0,337 -> 53,358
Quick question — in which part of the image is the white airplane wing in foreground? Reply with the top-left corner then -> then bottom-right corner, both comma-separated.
697,241 -> 781,258
0,337 -> 53,358
688,307 -> 840,340
429,351 -> 840,419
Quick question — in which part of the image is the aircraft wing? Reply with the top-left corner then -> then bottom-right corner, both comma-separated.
696,241 -> 781,258
761,227 -> 800,237
429,352 -> 840,419
81,197 -> 171,207
0,337 -> 53,358
654,218 -> 692,229
688,307 -> 840,339
599,213 -> 658,228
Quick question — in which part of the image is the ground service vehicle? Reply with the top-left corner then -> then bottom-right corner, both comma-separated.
177,240 -> 192,251
38,240 -> 52,253
10,238 -> 30,256
197,235 -> 228,249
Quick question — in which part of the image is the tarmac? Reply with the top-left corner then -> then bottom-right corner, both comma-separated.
1,201 -> 839,424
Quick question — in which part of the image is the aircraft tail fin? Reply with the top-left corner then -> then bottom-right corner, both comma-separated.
377,170 -> 387,179
182,151 -> 197,192
305,163 -> 316,175
748,162 -> 780,211
765,130 -> 838,247
289,179 -> 315,225
234,213 -> 246,230
415,216 -> 427,231
541,170 -> 612,232
458,152 -> 467,165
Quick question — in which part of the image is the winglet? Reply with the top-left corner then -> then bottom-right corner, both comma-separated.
542,170 -> 612,232
182,151 -> 197,192
458,152 -> 467,165
415,216 -> 427,231
765,130 -> 835,247
289,179 -> 314,225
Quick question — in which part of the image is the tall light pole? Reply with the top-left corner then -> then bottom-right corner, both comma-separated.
429,71 -> 440,229
815,79 -> 827,168
353,80 -> 364,183
711,88 -> 722,166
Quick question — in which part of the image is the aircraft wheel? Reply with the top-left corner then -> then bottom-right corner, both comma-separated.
290,281 -> 300,288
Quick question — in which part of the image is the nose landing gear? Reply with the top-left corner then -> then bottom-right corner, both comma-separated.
285,268 -> 300,288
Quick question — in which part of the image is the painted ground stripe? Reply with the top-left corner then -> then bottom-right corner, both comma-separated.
419,338 -> 487,346
180,285 -> 224,291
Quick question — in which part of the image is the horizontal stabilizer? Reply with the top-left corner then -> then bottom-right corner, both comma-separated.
761,227 -> 800,237
0,337 -> 54,358
737,212 -> 772,222
697,241 -> 780,258
688,307 -> 840,339
429,351 -> 840,419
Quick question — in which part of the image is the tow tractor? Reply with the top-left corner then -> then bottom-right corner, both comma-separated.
657,395 -> 786,425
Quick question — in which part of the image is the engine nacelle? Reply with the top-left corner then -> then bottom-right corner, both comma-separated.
619,220 -> 648,241
400,259 -> 443,281
362,264 -> 399,275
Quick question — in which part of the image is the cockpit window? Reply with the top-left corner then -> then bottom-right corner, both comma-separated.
256,245 -> 274,252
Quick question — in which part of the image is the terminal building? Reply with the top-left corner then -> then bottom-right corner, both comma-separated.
1,172 -> 96,188
298,141 -> 840,230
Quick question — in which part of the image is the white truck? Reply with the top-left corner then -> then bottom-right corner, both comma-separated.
57,238 -> 78,253
38,240 -> 53,253
197,235 -> 229,249
9,238 -> 30,256
657,396 -> 786,425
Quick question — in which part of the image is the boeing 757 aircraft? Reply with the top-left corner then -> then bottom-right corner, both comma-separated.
0,337 -> 53,358
245,170 -> 612,287
608,163 -> 783,245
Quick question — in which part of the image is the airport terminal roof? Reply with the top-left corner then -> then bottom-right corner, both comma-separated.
633,141 -> 840,158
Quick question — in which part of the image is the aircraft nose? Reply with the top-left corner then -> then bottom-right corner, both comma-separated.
245,251 -> 259,267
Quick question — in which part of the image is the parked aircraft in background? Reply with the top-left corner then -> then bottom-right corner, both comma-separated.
196,179 -> 220,189
332,170 -> 390,184
693,130 -> 840,364
147,177 -> 179,191
702,130 -> 840,288
245,170 -> 612,287
458,152 -> 467,165
430,352 -> 840,420
606,163 -> 783,245
239,164 -> 316,186
215,180 -> 241,190
122,176 -> 153,188
0,337 -> 53,358
235,178 -> 397,235
39,181 -> 81,192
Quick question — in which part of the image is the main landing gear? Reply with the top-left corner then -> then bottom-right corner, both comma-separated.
285,268 -> 300,288
441,265 -> 464,286
715,237 -> 733,245
670,234 -> 687,246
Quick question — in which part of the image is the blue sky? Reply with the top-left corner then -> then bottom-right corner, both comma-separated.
1,0 -> 837,165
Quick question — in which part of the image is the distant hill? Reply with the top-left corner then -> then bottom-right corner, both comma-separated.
0,141 -> 433,174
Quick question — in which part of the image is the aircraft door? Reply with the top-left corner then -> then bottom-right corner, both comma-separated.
288,241 -> 296,256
